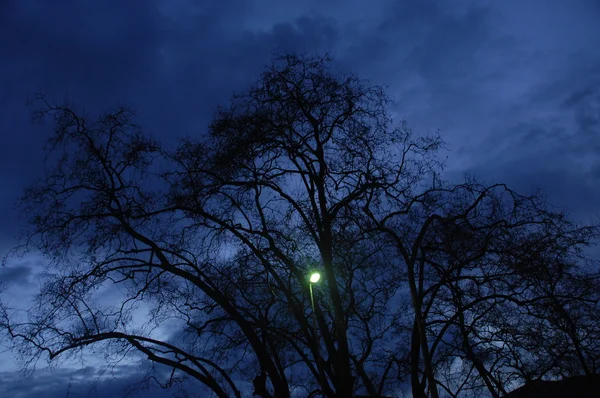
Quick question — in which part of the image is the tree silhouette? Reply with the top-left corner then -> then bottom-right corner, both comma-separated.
365,182 -> 600,397
2,54 -> 599,397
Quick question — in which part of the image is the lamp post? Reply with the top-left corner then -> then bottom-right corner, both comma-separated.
309,272 -> 321,335
309,272 -> 323,395
309,271 -> 321,321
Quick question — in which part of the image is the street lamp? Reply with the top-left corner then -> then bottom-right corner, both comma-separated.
308,271 -> 323,395
309,272 -> 321,284
309,272 -> 321,331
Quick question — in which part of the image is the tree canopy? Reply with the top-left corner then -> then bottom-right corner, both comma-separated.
2,54 -> 599,398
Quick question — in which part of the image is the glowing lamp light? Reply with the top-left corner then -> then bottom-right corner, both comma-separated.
309,272 -> 321,283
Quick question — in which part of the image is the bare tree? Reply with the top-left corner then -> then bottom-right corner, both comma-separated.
2,53 -> 598,398
363,181 -> 600,397
2,54 -> 433,397
165,53 -> 434,396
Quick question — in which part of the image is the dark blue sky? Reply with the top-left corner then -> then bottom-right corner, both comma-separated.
1,0 -> 599,396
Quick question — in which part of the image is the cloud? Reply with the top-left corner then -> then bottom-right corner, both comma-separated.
0,0 -> 345,249
0,263 -> 33,287
466,61 -> 600,222
0,363 -> 200,398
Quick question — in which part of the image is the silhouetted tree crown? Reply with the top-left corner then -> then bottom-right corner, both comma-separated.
2,53 -> 599,398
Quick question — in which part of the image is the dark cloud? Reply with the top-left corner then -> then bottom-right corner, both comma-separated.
562,87 -> 596,108
472,64 -> 600,211
569,80 -> 600,137
0,0 -> 164,105
0,1 -> 343,246
468,156 -> 600,222
0,363 -> 203,398
0,263 -> 33,287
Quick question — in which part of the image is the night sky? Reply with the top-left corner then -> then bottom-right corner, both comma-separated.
1,0 -> 600,397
